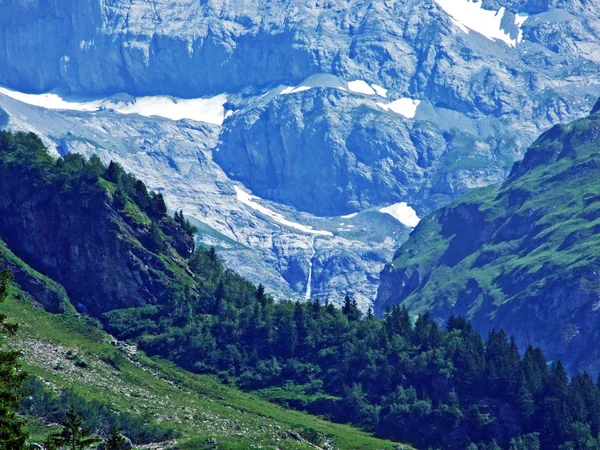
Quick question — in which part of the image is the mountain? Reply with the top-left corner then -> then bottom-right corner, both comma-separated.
1,0 -> 600,307
376,100 -> 600,374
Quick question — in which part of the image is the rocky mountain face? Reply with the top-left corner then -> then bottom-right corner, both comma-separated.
1,0 -> 600,306
0,132 -> 195,315
376,103 -> 600,373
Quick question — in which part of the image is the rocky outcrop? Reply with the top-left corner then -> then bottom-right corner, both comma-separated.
2,0 -> 600,308
0,133 -> 195,315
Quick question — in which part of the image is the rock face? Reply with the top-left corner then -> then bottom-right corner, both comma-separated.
376,103 -> 600,374
0,132 -> 194,315
1,0 -> 600,306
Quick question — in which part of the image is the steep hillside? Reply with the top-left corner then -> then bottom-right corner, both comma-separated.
377,100 -> 600,373
6,131 -> 600,449
0,131 -> 195,315
0,272 -> 403,450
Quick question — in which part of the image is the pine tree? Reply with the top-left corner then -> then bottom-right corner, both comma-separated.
341,295 -> 361,321
367,306 -> 374,320
342,295 -> 352,316
0,259 -> 28,450
103,427 -> 127,450
105,161 -> 123,184
46,407 -> 99,450
150,193 -> 168,218
256,284 -> 266,305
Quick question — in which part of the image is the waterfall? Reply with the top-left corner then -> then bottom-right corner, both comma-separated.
305,239 -> 316,299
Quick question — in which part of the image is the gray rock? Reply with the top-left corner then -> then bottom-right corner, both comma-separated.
1,0 -> 600,310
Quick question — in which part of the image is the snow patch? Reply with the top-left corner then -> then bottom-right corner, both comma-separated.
435,0 -> 529,47
341,212 -> 358,219
0,87 -> 100,111
277,74 -> 389,99
109,95 -> 227,124
371,84 -> 388,98
235,187 -> 333,237
0,86 -> 228,125
348,80 -> 376,96
377,98 -> 421,119
380,203 -> 420,228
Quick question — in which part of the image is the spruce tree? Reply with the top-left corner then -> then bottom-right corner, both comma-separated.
103,427 -> 127,450
0,259 -> 28,450
46,407 -> 99,450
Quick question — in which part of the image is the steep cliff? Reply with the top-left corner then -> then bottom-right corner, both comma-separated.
376,102 -> 600,373
0,131 -> 195,315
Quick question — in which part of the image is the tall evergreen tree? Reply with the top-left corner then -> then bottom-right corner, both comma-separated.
103,427 -> 128,450
0,258 -> 28,450
46,407 -> 99,450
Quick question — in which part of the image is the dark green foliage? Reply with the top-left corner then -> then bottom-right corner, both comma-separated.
0,256 -> 28,450
100,245 -> 600,450
380,112 -> 600,379
148,223 -> 166,253
103,427 -> 127,450
5,130 -> 600,449
44,407 -> 100,450
341,295 -> 361,321
174,210 -> 198,238
0,131 -> 193,268
149,193 -> 167,218
105,161 -> 154,217
20,376 -> 177,444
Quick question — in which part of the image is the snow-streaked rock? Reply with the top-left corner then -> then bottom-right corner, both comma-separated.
435,0 -> 528,47
235,187 -> 333,237
0,86 -> 228,125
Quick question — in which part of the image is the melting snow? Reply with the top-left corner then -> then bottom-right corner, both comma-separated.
0,87 -> 100,111
380,203 -> 420,228
109,94 -> 228,124
435,0 -> 528,47
348,80 -> 377,96
377,98 -> 421,119
0,86 -> 228,125
235,187 -> 333,237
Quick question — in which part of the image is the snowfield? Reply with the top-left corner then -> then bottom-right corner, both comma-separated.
377,98 -> 421,119
279,75 -> 390,99
435,0 -> 529,47
348,80 -> 377,96
0,86 -> 228,125
235,187 -> 333,237
380,203 -> 421,228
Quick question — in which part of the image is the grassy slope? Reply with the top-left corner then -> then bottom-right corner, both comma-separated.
1,291 -> 408,450
388,112 -> 600,318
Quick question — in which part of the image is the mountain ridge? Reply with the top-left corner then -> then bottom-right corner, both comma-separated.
376,100 -> 600,373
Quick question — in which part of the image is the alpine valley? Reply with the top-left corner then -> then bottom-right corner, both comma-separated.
1,0 -> 600,449
1,0 -> 600,308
